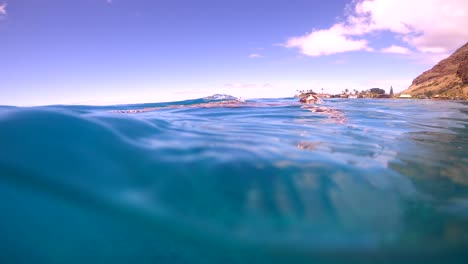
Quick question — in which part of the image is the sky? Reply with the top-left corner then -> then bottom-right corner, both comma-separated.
1,0 -> 467,106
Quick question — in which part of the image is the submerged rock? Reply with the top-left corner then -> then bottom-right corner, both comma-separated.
299,94 -> 323,104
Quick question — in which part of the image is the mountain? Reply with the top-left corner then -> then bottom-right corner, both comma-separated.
402,42 -> 468,99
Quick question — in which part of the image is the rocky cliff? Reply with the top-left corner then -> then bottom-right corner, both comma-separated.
402,42 -> 468,99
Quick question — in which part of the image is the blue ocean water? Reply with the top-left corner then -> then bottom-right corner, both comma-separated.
1,96 -> 467,263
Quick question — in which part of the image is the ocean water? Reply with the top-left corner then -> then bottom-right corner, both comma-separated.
1,96 -> 467,264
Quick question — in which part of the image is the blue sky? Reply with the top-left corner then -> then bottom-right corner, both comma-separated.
1,0 -> 467,106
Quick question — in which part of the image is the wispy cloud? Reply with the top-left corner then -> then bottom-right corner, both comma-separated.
219,82 -> 289,99
381,45 -> 410,55
331,59 -> 348,65
0,2 -> 7,16
285,0 -> 468,58
248,53 -> 263,58
352,78 -> 413,93
224,83 -> 271,88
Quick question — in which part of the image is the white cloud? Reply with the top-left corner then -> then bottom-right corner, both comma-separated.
381,45 -> 410,54
285,0 -> 468,57
248,53 -> 263,58
285,24 -> 372,56
0,2 -> 7,16
354,0 -> 468,53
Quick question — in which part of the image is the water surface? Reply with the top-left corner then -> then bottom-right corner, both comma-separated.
1,97 -> 467,263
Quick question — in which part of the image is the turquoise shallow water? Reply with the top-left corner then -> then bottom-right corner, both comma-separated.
1,96 -> 467,263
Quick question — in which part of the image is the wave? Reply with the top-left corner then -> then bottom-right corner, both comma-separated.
1,98 -> 468,263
